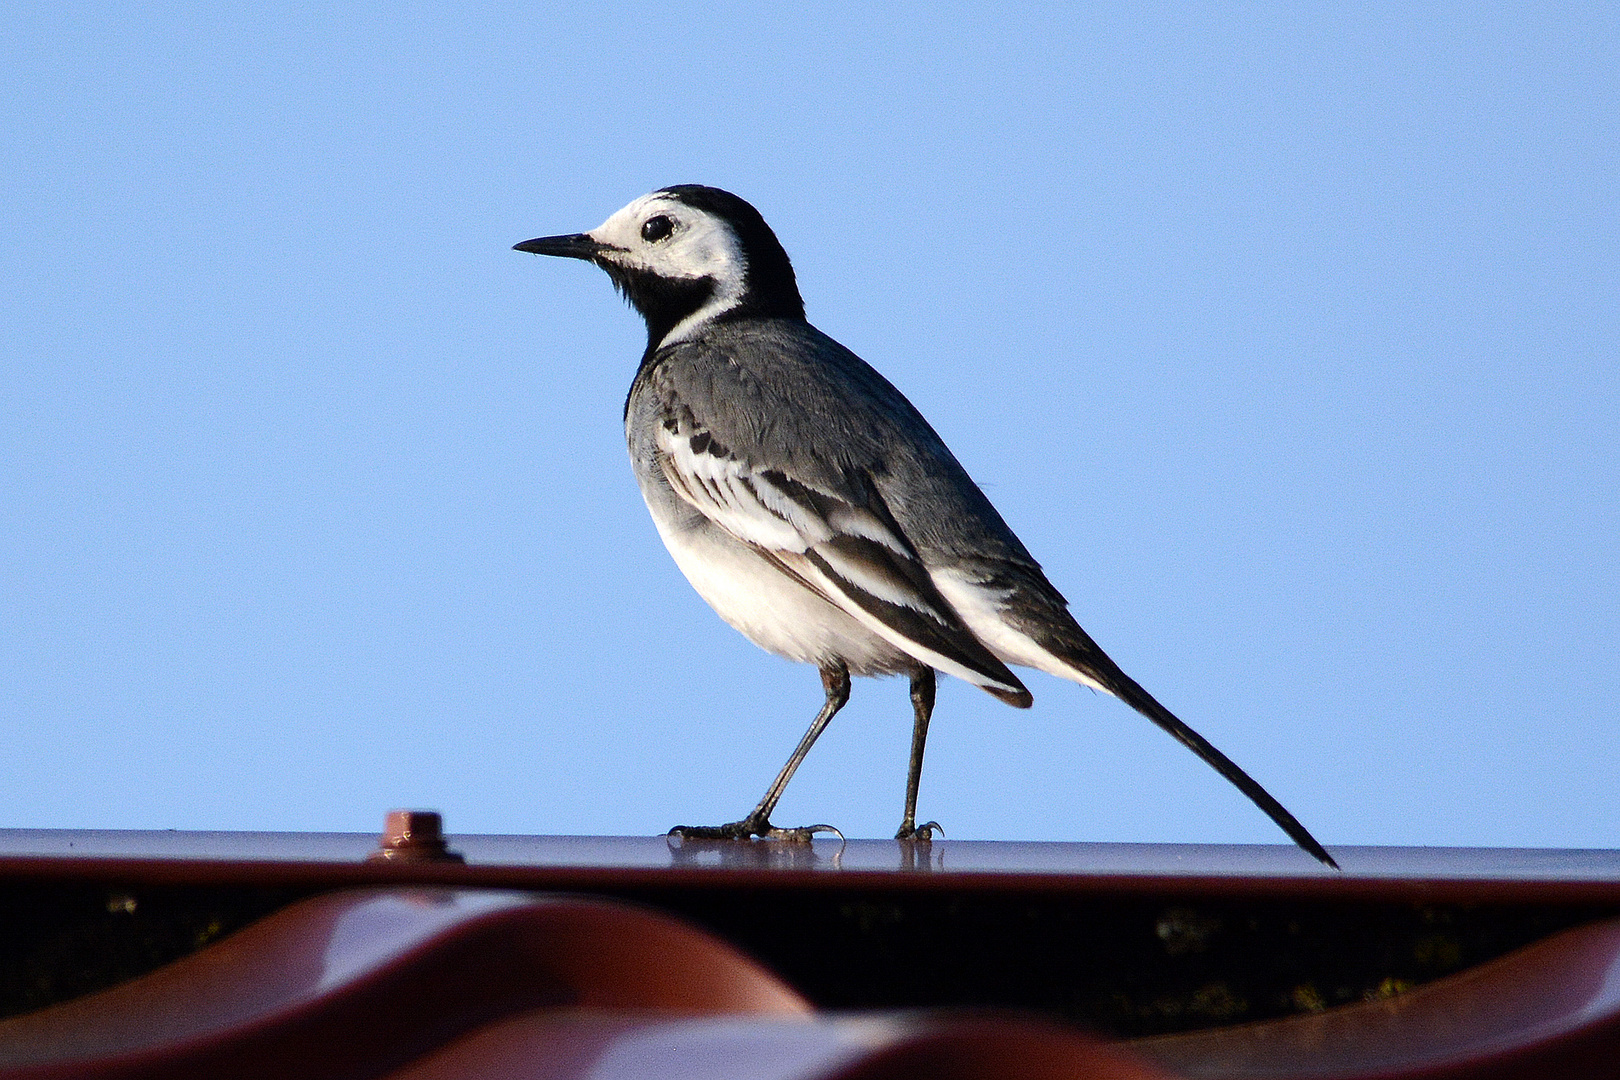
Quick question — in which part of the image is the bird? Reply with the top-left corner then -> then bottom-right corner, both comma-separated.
514,185 -> 1336,868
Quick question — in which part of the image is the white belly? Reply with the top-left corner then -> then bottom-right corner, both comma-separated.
651,511 -> 914,677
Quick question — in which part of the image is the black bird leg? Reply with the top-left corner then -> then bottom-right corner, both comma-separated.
895,666 -> 942,841
671,661 -> 850,843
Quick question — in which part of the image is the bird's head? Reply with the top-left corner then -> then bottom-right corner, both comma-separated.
515,185 -> 805,350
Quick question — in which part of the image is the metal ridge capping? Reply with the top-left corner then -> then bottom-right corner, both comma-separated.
6,831 -> 1620,897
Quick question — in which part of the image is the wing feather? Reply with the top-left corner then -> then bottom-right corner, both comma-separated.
653,415 -> 1030,703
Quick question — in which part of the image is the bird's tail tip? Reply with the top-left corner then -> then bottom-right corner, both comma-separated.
1308,844 -> 1341,871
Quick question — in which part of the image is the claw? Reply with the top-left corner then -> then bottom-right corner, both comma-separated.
761,823 -> 843,844
669,818 -> 842,843
895,820 -> 943,841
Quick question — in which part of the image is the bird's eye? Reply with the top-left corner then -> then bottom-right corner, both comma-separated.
640,215 -> 675,243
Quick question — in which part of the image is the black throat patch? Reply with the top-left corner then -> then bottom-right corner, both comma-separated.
602,263 -> 718,352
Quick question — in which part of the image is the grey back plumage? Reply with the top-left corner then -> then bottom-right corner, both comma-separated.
630,317 -> 1043,570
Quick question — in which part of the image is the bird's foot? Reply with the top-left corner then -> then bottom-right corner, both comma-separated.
669,814 -> 842,845
895,820 -> 942,841
761,822 -> 842,843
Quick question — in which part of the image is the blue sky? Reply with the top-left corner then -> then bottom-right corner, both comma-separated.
3,4 -> 1616,848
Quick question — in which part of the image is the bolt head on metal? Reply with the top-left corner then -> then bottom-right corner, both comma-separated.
368,809 -> 465,863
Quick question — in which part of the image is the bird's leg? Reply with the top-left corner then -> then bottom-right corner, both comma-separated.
670,662 -> 850,843
895,666 -> 942,841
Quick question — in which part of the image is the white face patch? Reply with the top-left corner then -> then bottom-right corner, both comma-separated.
587,192 -> 749,345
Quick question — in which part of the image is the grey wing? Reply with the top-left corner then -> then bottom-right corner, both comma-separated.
639,352 -> 1031,705
649,320 -> 1045,563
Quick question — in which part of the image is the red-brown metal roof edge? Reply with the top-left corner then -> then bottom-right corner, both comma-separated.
4,831 -> 1620,904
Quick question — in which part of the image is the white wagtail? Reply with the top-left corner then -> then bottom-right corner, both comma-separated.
516,185 -> 1335,867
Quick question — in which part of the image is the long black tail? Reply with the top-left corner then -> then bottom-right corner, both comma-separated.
974,562 -> 1336,867
1087,655 -> 1338,869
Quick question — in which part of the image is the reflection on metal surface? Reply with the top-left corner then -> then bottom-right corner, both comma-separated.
6,830 -> 1620,885
316,890 -> 525,992
387,1012 -> 1174,1080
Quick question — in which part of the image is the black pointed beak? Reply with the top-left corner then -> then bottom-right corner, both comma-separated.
512,232 -> 607,260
